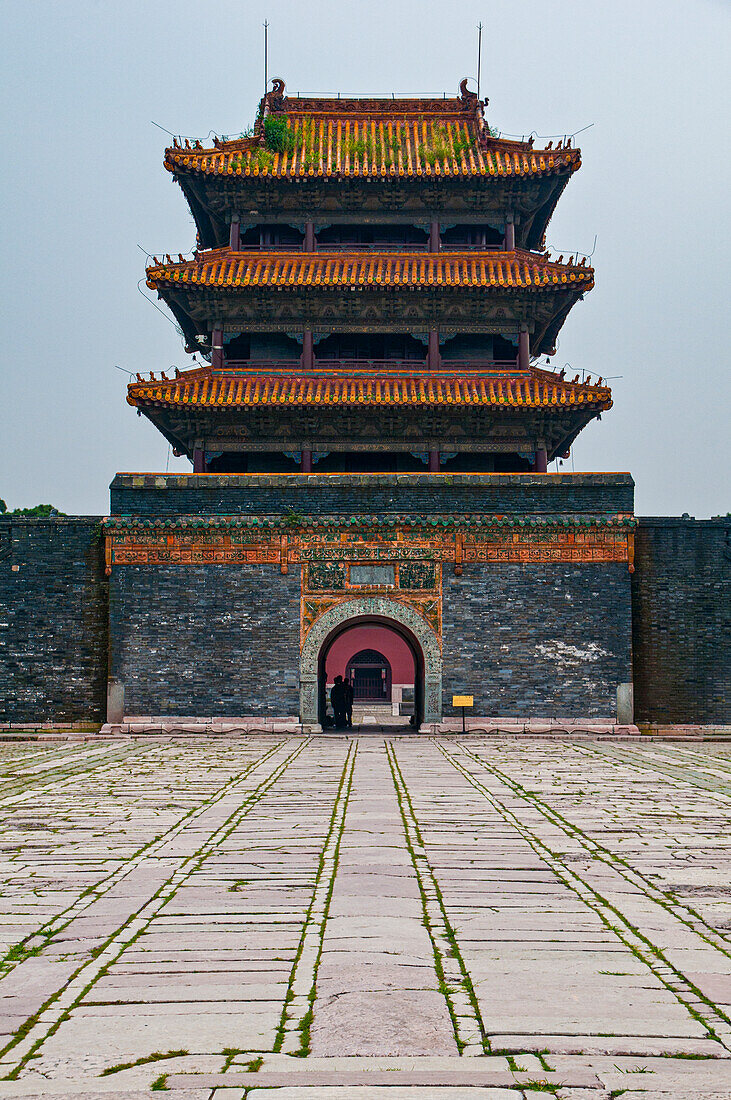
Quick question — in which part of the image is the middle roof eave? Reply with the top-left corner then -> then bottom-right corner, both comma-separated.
146,248 -> 595,293
127,364 -> 612,413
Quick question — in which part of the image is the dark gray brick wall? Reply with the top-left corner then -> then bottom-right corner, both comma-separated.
443,563 -> 632,719
110,472 -> 634,518
5,494 -> 725,727
110,564 -> 300,716
632,519 -> 730,724
0,519 -> 108,722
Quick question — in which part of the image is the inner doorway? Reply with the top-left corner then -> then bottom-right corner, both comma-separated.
347,649 -> 392,702
321,620 -> 420,729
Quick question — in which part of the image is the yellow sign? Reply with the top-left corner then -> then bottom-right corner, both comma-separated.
452,695 -> 473,708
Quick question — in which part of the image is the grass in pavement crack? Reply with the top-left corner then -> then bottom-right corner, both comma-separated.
0,741 -> 162,808
385,741 -> 487,1054
1,739 -> 310,1079
460,743 -> 731,1025
294,746 -> 357,1057
466,741 -> 731,962
436,742 -> 731,1049
273,742 -> 357,1056
0,739 -> 289,976
100,1050 -> 188,1076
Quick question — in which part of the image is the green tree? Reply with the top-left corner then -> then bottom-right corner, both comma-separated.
8,504 -> 65,517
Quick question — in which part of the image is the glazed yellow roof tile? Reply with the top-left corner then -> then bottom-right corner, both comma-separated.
128,366 -> 611,411
165,117 -> 580,181
146,249 -> 594,292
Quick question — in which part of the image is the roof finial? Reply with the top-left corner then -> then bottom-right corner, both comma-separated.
269,77 -> 286,108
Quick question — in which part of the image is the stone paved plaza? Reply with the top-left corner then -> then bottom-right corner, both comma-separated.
1,734 -> 731,1099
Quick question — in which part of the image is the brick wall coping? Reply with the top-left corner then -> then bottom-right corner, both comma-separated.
111,472 -> 634,490
636,516 -> 729,528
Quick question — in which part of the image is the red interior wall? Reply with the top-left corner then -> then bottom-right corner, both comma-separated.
325,625 -> 415,683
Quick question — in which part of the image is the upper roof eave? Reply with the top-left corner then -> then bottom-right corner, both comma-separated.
163,79 -> 580,185
164,135 -> 580,184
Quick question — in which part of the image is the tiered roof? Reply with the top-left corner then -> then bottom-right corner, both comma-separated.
146,249 -> 593,292
137,78 -> 603,466
164,80 -> 581,251
128,364 -> 611,413
165,94 -> 580,183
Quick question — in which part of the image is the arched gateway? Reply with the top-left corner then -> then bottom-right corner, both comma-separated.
299,598 -> 442,727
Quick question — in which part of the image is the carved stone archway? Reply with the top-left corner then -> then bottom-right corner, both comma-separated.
299,598 -> 442,727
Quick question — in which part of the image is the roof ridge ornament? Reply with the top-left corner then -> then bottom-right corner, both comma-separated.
459,76 -> 488,139
268,77 -> 286,110
459,77 -> 477,105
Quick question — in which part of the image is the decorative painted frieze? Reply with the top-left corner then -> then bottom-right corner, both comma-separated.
104,514 -> 635,576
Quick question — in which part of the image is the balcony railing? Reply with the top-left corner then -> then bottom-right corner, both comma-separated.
299,359 -> 428,371
232,242 -> 506,253
220,360 -> 305,372
431,358 -> 519,370
316,242 -> 429,252
236,242 -> 304,251
440,241 -> 505,251
219,358 -> 520,373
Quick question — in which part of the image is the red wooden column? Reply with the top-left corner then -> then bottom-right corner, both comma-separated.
301,450 -> 313,473
211,326 -> 224,370
429,220 -> 440,253
534,447 -> 548,473
428,450 -> 440,472
302,327 -> 314,370
505,214 -> 515,251
304,220 -> 316,252
427,329 -> 440,370
518,326 -> 530,371
229,214 -> 240,251
193,448 -> 206,472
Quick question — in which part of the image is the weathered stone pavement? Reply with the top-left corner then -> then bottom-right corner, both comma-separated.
1,734 -> 731,1098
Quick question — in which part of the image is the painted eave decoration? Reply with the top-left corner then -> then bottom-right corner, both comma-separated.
127,364 -> 611,412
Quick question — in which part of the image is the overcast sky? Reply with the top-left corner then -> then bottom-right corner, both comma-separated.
1,0 -> 729,517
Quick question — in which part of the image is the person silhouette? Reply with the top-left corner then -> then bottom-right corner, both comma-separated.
330,675 -> 347,729
343,676 -> 354,728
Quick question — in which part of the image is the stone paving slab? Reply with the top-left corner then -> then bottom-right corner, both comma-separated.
167,1068 -> 602,1086
1,734 -> 731,1097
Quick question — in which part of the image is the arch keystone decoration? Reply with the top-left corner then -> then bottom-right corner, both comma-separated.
299,597 -> 442,726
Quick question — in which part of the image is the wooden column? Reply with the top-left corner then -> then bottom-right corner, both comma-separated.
428,449 -> 440,472
229,214 -> 240,251
518,326 -> 530,371
534,447 -> 548,473
211,326 -> 224,370
505,215 -> 515,251
427,329 -> 440,370
302,327 -> 314,370
429,220 -> 440,253
301,449 -> 313,473
193,448 -> 206,473
304,220 -> 316,252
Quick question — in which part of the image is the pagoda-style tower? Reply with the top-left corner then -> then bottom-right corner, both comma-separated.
130,79 -> 611,474
105,77 -> 634,731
